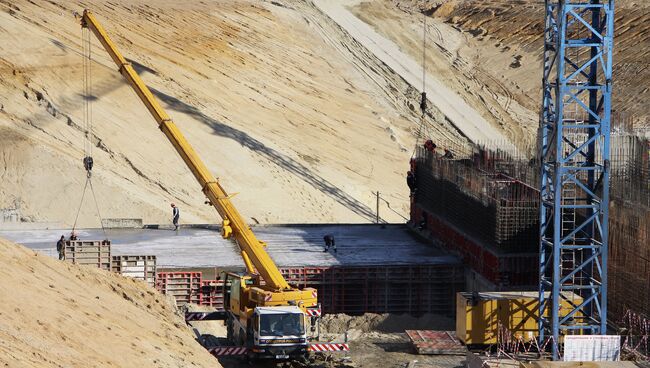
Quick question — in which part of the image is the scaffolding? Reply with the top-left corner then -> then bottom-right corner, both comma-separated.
538,0 -> 614,359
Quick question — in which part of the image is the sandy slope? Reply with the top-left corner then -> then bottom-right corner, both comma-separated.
314,0 -> 516,153
0,0 -> 424,227
0,237 -> 220,368
351,0 -> 650,154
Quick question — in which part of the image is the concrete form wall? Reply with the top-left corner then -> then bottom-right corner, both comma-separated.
413,149 -> 539,254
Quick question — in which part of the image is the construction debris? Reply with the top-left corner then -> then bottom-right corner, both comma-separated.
405,330 -> 466,355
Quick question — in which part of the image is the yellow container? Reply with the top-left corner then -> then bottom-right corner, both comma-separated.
456,291 -> 583,345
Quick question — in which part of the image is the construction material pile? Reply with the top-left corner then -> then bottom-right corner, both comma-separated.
320,313 -> 454,333
0,238 -> 219,368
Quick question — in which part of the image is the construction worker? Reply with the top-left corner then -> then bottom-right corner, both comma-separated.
407,170 -> 417,194
69,231 -> 78,241
171,203 -> 180,231
56,235 -> 65,260
323,234 -> 336,253
424,139 -> 436,152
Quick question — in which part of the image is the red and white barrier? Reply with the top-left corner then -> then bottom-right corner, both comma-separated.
306,308 -> 321,317
309,343 -> 349,352
208,347 -> 248,356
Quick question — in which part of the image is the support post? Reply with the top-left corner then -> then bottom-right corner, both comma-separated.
376,191 -> 380,224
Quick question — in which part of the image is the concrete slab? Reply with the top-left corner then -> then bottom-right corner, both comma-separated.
0,224 -> 458,269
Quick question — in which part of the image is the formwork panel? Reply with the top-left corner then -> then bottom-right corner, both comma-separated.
280,265 -> 463,316
156,272 -> 202,305
111,255 -> 157,287
63,240 -> 111,270
199,280 -> 224,308
414,205 -> 538,289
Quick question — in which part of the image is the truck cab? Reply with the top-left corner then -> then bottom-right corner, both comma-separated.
250,306 -> 309,359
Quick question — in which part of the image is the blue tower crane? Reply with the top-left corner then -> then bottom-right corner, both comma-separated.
538,0 -> 614,360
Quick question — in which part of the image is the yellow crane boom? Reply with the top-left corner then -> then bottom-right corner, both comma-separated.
78,9 -> 291,291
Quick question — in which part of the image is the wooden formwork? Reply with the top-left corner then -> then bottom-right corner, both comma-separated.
63,240 -> 111,270
155,272 -> 202,305
111,255 -> 156,287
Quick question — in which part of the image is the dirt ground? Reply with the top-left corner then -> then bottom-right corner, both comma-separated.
187,310 -> 463,368
0,238 -> 221,368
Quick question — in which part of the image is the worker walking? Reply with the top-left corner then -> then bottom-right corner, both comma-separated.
171,203 -> 180,231
323,234 -> 337,253
56,235 -> 65,260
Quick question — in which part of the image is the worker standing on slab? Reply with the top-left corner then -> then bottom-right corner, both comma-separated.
323,234 -> 336,253
171,203 -> 180,231
56,235 -> 65,260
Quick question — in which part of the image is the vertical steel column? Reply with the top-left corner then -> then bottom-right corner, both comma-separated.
538,0 -> 614,360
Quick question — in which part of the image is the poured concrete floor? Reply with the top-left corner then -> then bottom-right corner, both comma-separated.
0,224 -> 458,268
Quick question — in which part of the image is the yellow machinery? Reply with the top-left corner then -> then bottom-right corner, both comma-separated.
78,10 -> 318,360
456,291 -> 583,345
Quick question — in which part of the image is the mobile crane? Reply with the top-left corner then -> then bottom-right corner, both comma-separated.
77,10 -> 320,360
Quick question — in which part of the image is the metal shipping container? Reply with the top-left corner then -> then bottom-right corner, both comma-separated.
456,291 -> 583,345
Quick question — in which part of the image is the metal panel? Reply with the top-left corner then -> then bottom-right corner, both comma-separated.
111,255 -> 156,287
63,240 -> 111,270
538,0 -> 614,359
156,271 -> 202,305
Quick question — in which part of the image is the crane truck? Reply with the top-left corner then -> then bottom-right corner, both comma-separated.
77,10 -> 321,360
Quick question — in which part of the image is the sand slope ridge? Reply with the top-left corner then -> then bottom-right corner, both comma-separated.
0,0 -> 422,227
0,237 -> 220,368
